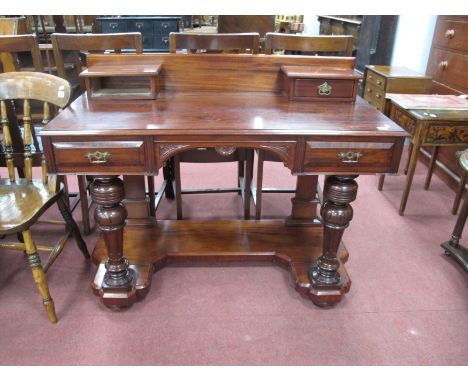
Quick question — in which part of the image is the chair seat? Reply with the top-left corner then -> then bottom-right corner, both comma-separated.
0,179 -> 60,234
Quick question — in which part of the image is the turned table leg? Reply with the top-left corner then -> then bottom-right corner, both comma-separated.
309,175 -> 358,307
90,175 -> 137,308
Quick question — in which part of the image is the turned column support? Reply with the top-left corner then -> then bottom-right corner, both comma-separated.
309,175 -> 358,306
90,175 -> 137,308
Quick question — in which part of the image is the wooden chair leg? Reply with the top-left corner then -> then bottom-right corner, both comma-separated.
77,175 -> 91,235
243,150 -> 253,219
163,158 -> 175,199
22,230 -> 57,324
57,195 -> 90,259
61,175 -> 71,207
255,150 -> 265,219
452,171 -> 467,215
173,155 -> 183,220
147,176 -> 156,217
238,159 -> 245,195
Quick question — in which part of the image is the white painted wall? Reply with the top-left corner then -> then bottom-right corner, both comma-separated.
390,15 -> 437,73
302,15 -> 437,74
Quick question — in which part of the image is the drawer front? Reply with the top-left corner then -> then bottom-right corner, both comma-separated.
127,20 -> 153,33
154,20 -> 178,34
366,71 -> 386,90
51,140 -> 146,173
303,140 -> 397,173
433,19 -> 468,52
363,83 -> 385,111
100,20 -> 128,33
142,36 -> 155,50
426,48 -> 468,92
294,79 -> 356,99
390,107 -> 417,136
154,35 -> 170,50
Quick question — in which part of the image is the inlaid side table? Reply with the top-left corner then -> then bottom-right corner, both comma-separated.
379,94 -> 468,216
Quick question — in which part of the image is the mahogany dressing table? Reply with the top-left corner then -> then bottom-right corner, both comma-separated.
39,53 -> 407,308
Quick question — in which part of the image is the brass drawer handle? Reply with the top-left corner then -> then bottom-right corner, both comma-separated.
445,29 -> 455,39
85,151 -> 111,164
367,87 -> 372,93
317,81 -> 332,96
375,93 -> 382,99
376,80 -> 382,85
439,61 -> 448,69
338,152 -> 364,163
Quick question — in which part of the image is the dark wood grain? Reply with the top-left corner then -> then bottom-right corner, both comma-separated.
38,53 -> 407,309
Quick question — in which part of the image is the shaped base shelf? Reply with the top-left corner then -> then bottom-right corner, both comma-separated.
91,220 -> 351,308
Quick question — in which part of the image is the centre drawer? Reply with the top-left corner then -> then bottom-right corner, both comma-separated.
51,139 -> 146,174
294,79 -> 357,100
302,139 -> 398,174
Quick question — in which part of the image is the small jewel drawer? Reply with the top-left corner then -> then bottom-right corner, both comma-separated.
281,65 -> 362,102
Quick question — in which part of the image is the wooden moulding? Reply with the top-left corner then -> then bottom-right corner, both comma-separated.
79,64 -> 162,100
91,220 -> 351,307
281,65 -> 362,102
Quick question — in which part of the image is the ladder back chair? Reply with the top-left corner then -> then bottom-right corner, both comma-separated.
168,32 -> 260,219
0,34 -> 44,73
51,32 -> 144,234
0,72 -> 90,324
252,33 -> 355,219
51,32 -> 143,94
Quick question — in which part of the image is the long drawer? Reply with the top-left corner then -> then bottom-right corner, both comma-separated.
50,139 -> 146,174
301,139 -> 400,174
426,47 -> 468,93
432,19 -> 468,52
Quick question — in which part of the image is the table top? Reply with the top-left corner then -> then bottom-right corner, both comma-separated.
42,92 -> 406,138
366,65 -> 431,79
387,93 -> 468,121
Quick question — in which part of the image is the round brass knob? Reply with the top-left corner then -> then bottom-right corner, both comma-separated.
439,61 -> 448,70
445,29 -> 455,39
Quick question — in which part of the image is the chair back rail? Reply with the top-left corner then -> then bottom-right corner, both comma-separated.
0,34 -> 43,72
264,33 -> 354,55
169,32 -> 260,54
51,32 -> 143,79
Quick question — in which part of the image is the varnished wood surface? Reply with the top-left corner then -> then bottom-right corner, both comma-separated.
91,220 -> 351,304
80,53 -> 356,93
169,32 -> 260,54
0,71 -> 70,108
41,92 -> 405,137
264,33 -> 354,55
0,179 -> 61,234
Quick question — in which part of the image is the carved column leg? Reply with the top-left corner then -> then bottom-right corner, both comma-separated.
90,175 -> 137,308
309,175 -> 358,307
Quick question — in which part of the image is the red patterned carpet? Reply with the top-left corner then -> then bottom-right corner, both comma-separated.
0,151 -> 467,365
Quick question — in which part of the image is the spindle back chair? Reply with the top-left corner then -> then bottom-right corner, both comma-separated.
0,72 -> 90,324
